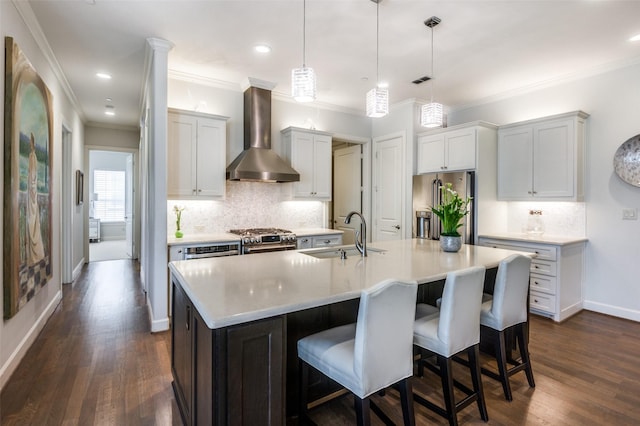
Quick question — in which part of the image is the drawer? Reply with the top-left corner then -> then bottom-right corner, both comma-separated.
530,274 -> 557,295
478,238 -> 557,261
530,290 -> 556,314
312,235 -> 342,248
297,237 -> 313,250
530,259 -> 556,277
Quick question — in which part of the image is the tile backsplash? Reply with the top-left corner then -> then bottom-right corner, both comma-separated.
506,202 -> 586,237
167,181 -> 326,234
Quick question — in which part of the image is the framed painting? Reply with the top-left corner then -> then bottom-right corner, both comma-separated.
3,37 -> 54,319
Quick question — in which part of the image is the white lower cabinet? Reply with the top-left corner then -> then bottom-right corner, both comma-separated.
478,237 -> 585,322
297,233 -> 343,249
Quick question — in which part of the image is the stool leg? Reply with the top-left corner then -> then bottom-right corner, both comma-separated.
468,345 -> 489,422
398,378 -> 416,426
496,330 -> 513,401
299,360 -> 310,423
354,397 -> 371,426
438,355 -> 458,426
517,322 -> 535,388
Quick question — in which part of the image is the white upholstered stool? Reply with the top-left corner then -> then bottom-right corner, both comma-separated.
413,266 -> 488,426
297,279 -> 418,426
480,254 -> 535,401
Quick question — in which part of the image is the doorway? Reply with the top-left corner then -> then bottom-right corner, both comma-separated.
88,149 -> 135,262
332,142 -> 361,245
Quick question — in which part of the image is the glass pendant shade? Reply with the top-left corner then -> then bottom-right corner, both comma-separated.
366,87 -> 388,118
421,102 -> 443,128
292,67 -> 316,102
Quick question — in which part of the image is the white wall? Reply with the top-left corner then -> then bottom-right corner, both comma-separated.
0,1 -> 85,388
449,61 -> 640,321
85,125 -> 139,149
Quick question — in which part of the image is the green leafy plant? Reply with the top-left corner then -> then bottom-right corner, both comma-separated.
431,183 -> 472,237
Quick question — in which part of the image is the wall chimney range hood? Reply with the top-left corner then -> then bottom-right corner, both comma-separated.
226,80 -> 300,182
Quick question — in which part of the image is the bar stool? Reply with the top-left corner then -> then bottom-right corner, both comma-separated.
413,266 -> 488,426
297,279 -> 418,426
479,254 -> 535,401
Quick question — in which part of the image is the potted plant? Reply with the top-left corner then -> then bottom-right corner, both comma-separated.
431,183 -> 472,252
173,205 -> 185,238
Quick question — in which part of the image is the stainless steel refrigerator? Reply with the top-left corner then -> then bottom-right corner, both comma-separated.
412,171 -> 476,244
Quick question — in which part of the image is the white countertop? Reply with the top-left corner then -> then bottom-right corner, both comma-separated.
167,233 -> 241,246
168,238 -> 527,329
291,228 -> 344,237
479,233 -> 588,246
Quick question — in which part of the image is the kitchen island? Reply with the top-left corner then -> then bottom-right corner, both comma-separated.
168,238 -> 525,425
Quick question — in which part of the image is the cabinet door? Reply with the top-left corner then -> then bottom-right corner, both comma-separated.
168,113 -> 198,198
417,134 -> 445,174
171,282 -> 193,423
312,134 -> 332,199
445,128 -> 476,171
533,119 -> 574,198
498,126 -> 533,199
196,118 -> 226,197
291,132 -> 316,198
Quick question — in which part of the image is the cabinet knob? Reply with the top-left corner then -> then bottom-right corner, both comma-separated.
324,240 -> 331,244
394,225 -> 401,230
534,281 -> 539,285
527,191 -> 533,194
532,191 -> 537,194
198,189 -> 202,193
534,265 -> 539,269
534,299 -> 539,303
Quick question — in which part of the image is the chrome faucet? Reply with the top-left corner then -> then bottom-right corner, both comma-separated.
345,211 -> 367,257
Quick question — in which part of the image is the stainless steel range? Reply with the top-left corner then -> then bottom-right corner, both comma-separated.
228,228 -> 297,254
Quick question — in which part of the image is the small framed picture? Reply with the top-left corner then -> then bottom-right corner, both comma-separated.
76,170 -> 84,205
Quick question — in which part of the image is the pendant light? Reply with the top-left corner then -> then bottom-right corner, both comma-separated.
421,16 -> 443,128
292,0 -> 316,102
366,0 -> 388,118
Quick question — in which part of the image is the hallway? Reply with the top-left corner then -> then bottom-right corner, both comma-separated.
0,260 -> 181,425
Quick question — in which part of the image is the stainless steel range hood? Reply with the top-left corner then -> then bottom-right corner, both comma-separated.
226,84 -> 300,182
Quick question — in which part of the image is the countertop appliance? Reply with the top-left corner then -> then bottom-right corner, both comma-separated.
229,228 -> 297,254
412,171 -> 476,244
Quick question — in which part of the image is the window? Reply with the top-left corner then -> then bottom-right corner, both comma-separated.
93,169 -> 125,222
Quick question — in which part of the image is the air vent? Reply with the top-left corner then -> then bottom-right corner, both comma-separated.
412,76 -> 432,85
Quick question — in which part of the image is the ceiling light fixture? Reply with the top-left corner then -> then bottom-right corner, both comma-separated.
421,16 -> 443,128
104,105 -> 115,116
291,0 -> 316,102
630,33 -> 640,42
366,0 -> 388,118
254,44 -> 271,54
96,72 -> 112,80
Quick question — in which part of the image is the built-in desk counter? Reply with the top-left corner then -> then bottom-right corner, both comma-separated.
168,239 -> 528,425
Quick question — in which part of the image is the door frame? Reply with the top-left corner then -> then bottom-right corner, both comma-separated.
61,124 -> 73,283
331,133 -> 371,241
84,145 -> 140,262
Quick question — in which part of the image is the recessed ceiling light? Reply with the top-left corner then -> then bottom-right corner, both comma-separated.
104,105 -> 115,116
106,97 -> 113,102
254,44 -> 271,54
96,72 -> 112,80
378,81 -> 389,89
630,33 -> 640,42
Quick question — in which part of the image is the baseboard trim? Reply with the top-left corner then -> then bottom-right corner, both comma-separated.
72,257 -> 85,281
584,300 -> 640,322
147,295 -> 170,332
0,290 -> 62,389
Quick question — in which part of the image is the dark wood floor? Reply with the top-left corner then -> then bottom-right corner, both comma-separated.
2,259 -> 640,425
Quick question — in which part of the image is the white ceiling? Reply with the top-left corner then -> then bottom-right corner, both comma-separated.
27,0 -> 640,129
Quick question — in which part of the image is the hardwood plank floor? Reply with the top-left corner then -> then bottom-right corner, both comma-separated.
3,259 -> 640,425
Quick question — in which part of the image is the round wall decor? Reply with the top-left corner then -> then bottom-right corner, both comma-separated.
613,134 -> 640,187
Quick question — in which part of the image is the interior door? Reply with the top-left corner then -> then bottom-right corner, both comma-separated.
373,133 -> 405,241
125,153 -> 134,257
333,145 -> 361,245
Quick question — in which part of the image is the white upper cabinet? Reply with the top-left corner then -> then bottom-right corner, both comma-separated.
167,109 -> 228,199
282,127 -> 332,200
417,127 -> 477,174
498,111 -> 588,201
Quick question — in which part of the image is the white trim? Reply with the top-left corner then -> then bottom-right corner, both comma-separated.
72,258 -> 85,282
0,291 -> 62,389
147,297 -> 170,332
583,301 -> 640,323
61,124 -> 73,284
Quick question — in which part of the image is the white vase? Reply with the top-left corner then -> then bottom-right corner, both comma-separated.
440,236 -> 462,252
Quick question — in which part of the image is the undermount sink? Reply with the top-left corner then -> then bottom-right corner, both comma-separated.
301,246 -> 387,259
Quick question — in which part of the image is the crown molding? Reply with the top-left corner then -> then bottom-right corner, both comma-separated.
12,0 -> 86,124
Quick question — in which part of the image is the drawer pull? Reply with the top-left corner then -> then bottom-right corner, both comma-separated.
534,265 -> 539,269
324,240 -> 331,244
534,251 -> 540,254
534,281 -> 539,285
534,299 -> 539,303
